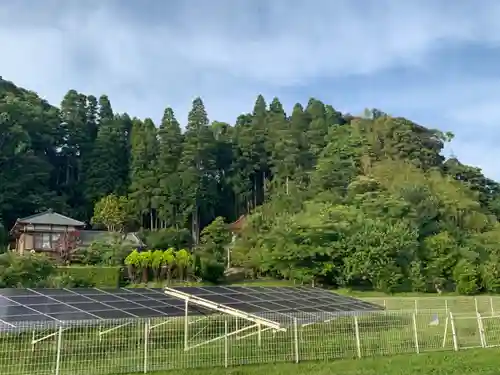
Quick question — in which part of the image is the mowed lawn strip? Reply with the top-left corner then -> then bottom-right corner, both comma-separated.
131,349 -> 500,375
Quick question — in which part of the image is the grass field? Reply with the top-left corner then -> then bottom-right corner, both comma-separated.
1,293 -> 500,375
129,349 -> 500,375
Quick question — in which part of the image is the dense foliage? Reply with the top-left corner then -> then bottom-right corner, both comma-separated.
0,252 -> 122,288
124,248 -> 192,284
1,77 -> 500,293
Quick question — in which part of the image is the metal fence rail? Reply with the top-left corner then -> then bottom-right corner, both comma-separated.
1,296 -> 500,375
361,295 -> 500,316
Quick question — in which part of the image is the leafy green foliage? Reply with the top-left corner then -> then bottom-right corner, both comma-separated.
124,247 -> 194,284
91,194 -> 129,232
0,252 -> 56,287
57,266 -> 122,288
2,76 -> 500,294
144,227 -> 192,250
194,216 -> 232,283
80,239 -> 131,266
197,216 -> 231,263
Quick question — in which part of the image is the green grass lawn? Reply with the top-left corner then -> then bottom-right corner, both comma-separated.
132,349 -> 500,375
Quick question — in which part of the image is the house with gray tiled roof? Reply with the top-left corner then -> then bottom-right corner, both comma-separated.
9,209 -> 144,260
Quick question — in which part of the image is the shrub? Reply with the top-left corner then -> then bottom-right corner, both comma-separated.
198,257 -> 225,284
80,240 -> 131,266
145,228 -> 192,250
57,266 -> 122,288
47,273 -> 95,288
0,252 -> 56,287
481,259 -> 500,293
453,260 -> 480,295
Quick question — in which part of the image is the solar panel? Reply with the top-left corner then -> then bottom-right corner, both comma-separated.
171,286 -> 383,326
0,287 -> 212,327
0,286 -> 383,330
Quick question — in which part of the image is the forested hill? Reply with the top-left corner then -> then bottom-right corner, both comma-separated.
2,76 -> 500,293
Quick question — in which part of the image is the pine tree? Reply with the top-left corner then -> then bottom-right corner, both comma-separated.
59,90 -> 93,218
98,95 -> 113,123
178,98 -> 217,244
84,98 -> 128,208
231,114 -> 255,215
267,97 -> 298,193
290,103 -> 313,176
129,118 -> 159,229
156,107 -> 183,228
86,95 -> 99,141
306,98 -> 329,157
249,95 -> 269,206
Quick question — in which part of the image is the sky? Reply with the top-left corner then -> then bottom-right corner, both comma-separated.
1,0 -> 500,179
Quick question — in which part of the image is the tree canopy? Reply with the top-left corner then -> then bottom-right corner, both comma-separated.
1,76 -> 499,293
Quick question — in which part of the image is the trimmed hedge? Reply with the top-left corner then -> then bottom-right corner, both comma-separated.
57,266 -> 122,288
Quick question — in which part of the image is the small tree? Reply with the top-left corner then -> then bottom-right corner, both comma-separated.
481,258 -> 500,293
453,259 -> 480,295
138,251 -> 152,283
54,231 -> 81,264
198,216 -> 232,265
162,248 -> 176,283
125,250 -> 141,282
176,249 -> 192,281
81,241 -> 109,265
151,250 -> 164,281
92,194 -> 129,232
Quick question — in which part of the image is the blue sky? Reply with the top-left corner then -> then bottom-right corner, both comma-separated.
1,0 -> 500,179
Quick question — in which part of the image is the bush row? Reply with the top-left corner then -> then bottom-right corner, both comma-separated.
56,266 -> 123,288
0,252 -> 123,288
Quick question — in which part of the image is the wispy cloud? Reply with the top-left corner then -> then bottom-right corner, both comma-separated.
1,0 -> 499,178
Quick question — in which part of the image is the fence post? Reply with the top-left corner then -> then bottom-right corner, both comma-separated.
414,299 -> 418,315
445,299 -> 448,315
442,315 -> 449,348
143,319 -> 149,373
184,299 -> 189,351
293,318 -> 299,363
224,319 -> 229,368
449,312 -> 458,351
490,297 -> 495,316
412,313 -> 419,354
476,313 -> 486,348
354,315 -> 361,359
55,325 -> 63,375
474,297 -> 479,315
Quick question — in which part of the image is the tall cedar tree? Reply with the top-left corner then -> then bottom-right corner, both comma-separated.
129,118 -> 159,229
84,96 -> 129,208
178,98 -> 217,245
156,108 -> 183,228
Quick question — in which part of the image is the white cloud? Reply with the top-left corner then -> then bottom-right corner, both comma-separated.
1,0 -> 500,178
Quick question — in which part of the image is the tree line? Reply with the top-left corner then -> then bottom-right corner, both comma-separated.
1,76 -> 500,293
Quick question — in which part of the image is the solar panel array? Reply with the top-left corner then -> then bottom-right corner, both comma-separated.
0,286 -> 383,329
0,288 -> 210,327
171,286 -> 383,325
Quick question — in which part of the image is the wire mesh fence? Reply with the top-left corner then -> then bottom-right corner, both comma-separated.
361,295 -> 500,316
1,295 -> 500,375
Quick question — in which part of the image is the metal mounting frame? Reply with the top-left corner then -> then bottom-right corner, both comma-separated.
164,287 -> 287,351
